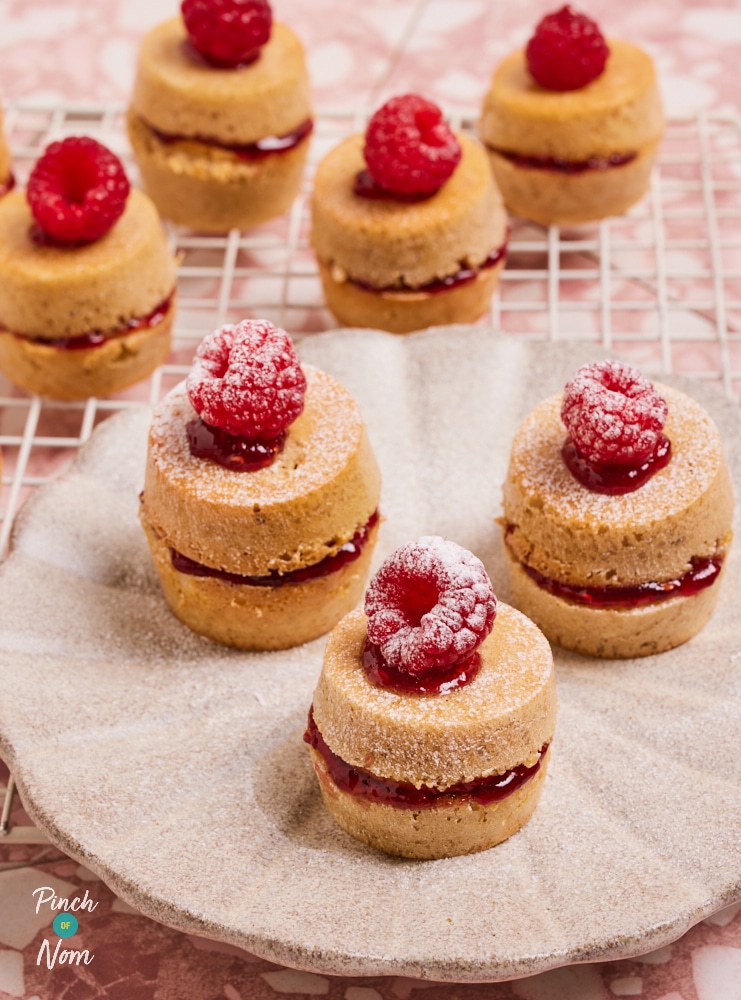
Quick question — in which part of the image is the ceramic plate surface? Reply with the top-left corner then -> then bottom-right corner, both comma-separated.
0,327 -> 740,982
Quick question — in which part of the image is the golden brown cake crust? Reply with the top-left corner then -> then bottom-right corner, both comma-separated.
480,40 -> 664,161
131,19 -> 312,145
502,384 -> 734,589
142,367 -> 382,577
141,512 -> 379,650
310,133 -> 507,290
312,604 -> 556,789
486,138 -> 659,226
0,189 -> 176,338
0,302 -> 173,400
504,545 -> 726,659
316,256 -> 504,334
127,110 -> 309,232
310,744 -> 550,860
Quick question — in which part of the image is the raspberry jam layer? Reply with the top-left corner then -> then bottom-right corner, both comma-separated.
489,147 -> 637,174
148,118 -> 313,160
182,38 -> 261,71
348,243 -> 507,297
517,552 -> 723,608
29,225 -> 105,250
562,433 -> 672,495
14,293 -> 174,351
187,417 -> 286,472
362,639 -> 481,695
353,169 -> 436,203
304,709 -> 548,809
170,510 -> 379,587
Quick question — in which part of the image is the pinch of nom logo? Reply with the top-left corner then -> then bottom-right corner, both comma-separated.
32,886 -> 97,969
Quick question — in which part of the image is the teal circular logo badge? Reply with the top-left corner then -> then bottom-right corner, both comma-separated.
52,914 -> 78,938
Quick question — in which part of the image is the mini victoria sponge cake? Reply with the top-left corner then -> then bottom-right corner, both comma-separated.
307,602 -> 556,860
310,132 -> 507,334
502,383 -> 734,658
479,39 -> 664,225
128,18 -> 312,232
0,188 -> 176,400
140,365 -> 381,650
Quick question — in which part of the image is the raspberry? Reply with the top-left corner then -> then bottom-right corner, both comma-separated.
363,95 -> 462,196
26,137 -> 130,244
526,5 -> 609,91
186,319 -> 306,440
365,536 -> 496,678
561,360 -> 668,466
181,0 -> 272,67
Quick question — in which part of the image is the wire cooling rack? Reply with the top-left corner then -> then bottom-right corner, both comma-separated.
1,101 -> 741,844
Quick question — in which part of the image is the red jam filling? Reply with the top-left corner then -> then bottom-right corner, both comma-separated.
10,292 -> 174,351
148,118 -> 313,160
562,433 -> 672,495
170,509 -> 379,587
181,38 -> 261,71
362,639 -> 481,695
0,173 -> 15,198
31,224 -> 122,250
304,709 -> 548,809
187,417 -> 286,471
516,552 -> 723,608
490,148 -> 637,174
353,168 -> 435,203
348,243 -> 507,297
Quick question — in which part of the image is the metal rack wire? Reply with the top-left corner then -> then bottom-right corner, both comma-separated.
1,101 -> 740,844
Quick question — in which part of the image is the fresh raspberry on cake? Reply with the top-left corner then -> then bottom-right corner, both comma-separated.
561,360 -> 668,466
187,319 -> 306,439
363,94 -> 462,196
181,0 -> 272,67
526,5 -> 609,91
365,536 -> 496,678
26,136 -> 130,244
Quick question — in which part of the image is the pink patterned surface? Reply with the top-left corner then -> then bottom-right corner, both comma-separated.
1,2 -> 741,997
1,0 -> 740,116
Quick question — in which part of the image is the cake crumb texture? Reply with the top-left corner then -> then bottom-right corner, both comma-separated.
142,366 -> 381,576
313,604 -> 557,788
311,133 -> 506,290
0,189 -> 175,338
480,40 -> 664,161
503,384 -> 734,588
130,18 -> 311,145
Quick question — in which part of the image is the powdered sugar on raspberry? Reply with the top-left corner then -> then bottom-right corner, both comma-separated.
561,360 -> 668,466
148,370 -> 367,533
365,536 -> 496,678
186,320 -> 306,440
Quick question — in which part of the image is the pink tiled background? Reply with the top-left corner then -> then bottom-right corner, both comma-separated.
1,2 -> 741,998
3,0 -> 741,117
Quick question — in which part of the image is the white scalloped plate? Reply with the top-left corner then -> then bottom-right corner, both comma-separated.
1,328 -> 740,983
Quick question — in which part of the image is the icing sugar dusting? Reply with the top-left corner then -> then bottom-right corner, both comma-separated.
316,605 -> 555,787
561,360 -> 667,465
365,535 -> 496,676
149,368 -> 362,506
510,385 -> 723,526
1,332 -> 739,977
186,319 -> 306,439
